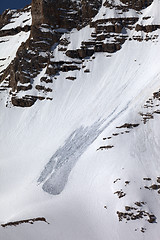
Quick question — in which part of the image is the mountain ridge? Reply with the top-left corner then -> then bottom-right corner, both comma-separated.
0,0 -> 158,107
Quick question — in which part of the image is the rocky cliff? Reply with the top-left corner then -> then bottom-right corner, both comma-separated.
0,0 -> 158,107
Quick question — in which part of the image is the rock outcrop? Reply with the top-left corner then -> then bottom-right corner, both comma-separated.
120,0 -> 153,10
31,0 -> 102,28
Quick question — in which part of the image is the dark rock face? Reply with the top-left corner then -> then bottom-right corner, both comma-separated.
0,25 -> 31,37
11,95 -> 38,108
135,24 -> 160,33
31,0 -> 102,29
0,6 -> 31,30
120,0 -> 153,10
1,217 -> 48,227
0,10 -> 14,29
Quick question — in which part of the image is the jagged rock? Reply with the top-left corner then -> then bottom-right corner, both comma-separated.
120,0 -> 153,10
117,123 -> 139,129
66,49 -> 95,59
31,0 -> 102,29
149,184 -> 160,190
135,24 -> 160,33
17,84 -> 32,92
0,25 -> 31,37
97,145 -> 114,151
1,217 -> 49,227
114,190 -> 126,198
66,76 -> 76,81
117,205 -> 156,223
143,177 -> 152,181
11,95 -> 45,107
35,85 -> 52,92
148,214 -> 156,223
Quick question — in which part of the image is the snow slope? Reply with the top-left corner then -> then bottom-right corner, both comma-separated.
1,1 -> 160,240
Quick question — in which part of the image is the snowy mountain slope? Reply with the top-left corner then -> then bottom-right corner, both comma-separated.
1,0 -> 160,239
0,6 -> 31,93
